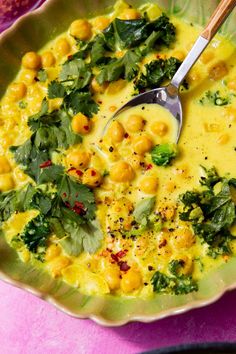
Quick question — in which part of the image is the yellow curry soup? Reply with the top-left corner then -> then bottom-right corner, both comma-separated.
0,0 -> 236,297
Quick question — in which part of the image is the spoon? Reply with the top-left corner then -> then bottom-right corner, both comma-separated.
103,0 -> 236,142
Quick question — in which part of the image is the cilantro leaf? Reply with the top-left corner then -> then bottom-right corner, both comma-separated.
37,69 -> 48,82
133,197 -> 156,225
97,49 -> 142,84
64,91 -> 99,117
60,219 -> 103,256
48,80 -> 66,98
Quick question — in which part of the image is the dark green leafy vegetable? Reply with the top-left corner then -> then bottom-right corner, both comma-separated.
151,143 -> 178,166
151,268 -> 198,295
135,57 -> 181,92
97,49 -> 142,84
179,167 -> 236,256
20,214 -> 50,253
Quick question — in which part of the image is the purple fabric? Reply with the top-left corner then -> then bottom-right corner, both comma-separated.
0,280 -> 236,353
0,2 -> 236,352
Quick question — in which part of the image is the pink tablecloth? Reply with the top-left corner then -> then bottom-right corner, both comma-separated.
1,2 -> 236,353
1,279 -> 236,354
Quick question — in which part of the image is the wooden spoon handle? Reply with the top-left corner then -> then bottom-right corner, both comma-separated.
201,0 -> 236,40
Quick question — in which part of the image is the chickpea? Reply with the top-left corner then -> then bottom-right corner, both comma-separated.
171,227 -> 195,249
91,77 -> 108,94
70,19 -> 92,40
55,38 -> 70,57
110,161 -> 135,183
49,256 -> 71,278
104,266 -> 121,290
109,105 -> 117,112
173,50 -> 185,61
45,244 -> 61,262
108,121 -> 125,143
200,50 -> 214,64
67,150 -> 91,169
0,156 -> 11,174
126,154 -> 143,170
224,107 -> 236,123
209,61 -> 228,81
133,135 -> 153,155
83,168 -> 102,188
227,80 -> 236,91
126,114 -> 145,132
20,69 -> 37,84
151,121 -> 168,136
107,79 -> 126,95
0,174 -> 15,192
8,82 -> 27,101
119,8 -> 141,20
71,113 -> 91,135
120,270 -> 142,293
93,16 -> 110,31
41,51 -> 55,67
22,51 -> 41,70
140,176 -> 158,194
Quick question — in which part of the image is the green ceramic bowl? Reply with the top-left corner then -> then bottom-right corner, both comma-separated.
0,0 -> 236,326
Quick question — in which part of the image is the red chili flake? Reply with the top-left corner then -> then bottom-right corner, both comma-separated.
91,170 -> 96,176
140,89 -> 145,94
106,248 -> 112,253
116,250 -> 127,259
76,170 -> 83,176
67,55 -> 73,60
74,201 -> 84,209
111,253 -> 119,263
124,133 -> 129,139
64,201 -> 71,208
68,167 -> 76,172
62,192 -> 67,198
39,160 -> 52,168
145,164 -> 153,171
119,261 -> 130,272
98,100 -> 103,104
83,125 -> 89,131
156,54 -> 161,58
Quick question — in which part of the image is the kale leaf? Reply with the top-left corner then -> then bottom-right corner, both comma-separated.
135,57 -> 181,92
179,167 -> 236,256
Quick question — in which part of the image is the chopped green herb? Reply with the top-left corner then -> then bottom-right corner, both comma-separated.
135,57 -> 181,92
37,69 -> 48,82
199,90 -> 231,106
151,143 -> 178,166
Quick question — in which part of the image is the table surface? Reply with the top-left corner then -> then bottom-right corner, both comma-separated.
1,2 -> 236,353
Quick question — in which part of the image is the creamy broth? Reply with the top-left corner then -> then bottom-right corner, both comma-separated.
0,1 -> 236,297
